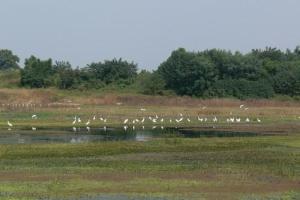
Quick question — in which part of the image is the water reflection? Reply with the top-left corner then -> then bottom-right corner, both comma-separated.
0,127 -> 262,145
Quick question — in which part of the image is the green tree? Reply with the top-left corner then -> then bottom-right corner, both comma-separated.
53,61 -> 75,89
87,58 -> 138,84
0,49 -> 20,70
138,70 -> 166,95
158,48 -> 217,96
20,56 -> 53,88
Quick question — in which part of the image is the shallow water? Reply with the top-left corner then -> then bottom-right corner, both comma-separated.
0,127 -> 262,145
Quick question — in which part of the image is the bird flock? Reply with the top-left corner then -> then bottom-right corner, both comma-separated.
6,104 -> 299,132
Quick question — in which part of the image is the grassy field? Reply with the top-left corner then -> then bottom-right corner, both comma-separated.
0,136 -> 299,200
0,89 -> 300,199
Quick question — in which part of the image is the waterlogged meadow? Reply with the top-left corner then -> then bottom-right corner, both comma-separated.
0,102 -> 299,200
0,135 -> 299,199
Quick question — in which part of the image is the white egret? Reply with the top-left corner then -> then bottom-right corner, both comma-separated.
32,127 -> 37,131
77,117 -> 82,123
72,117 -> 77,125
257,118 -> 261,123
72,127 -> 77,132
236,118 -> 241,123
132,126 -> 135,131
161,126 -> 164,130
93,115 -> 96,121
140,108 -> 146,111
32,115 -> 38,119
86,120 -> 90,126
245,118 -> 250,122
7,121 -> 13,127
160,118 -> 164,123
86,127 -> 90,132
141,118 -> 145,123
187,118 -> 191,123
213,117 -> 218,123
104,126 -> 107,131
123,119 -> 129,124
124,126 -> 128,131
176,118 -> 183,123
240,105 -> 244,109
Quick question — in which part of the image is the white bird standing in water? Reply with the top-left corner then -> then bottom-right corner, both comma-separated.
257,118 -> 261,123
124,126 -> 128,131
72,127 -> 77,132
86,120 -> 90,126
32,115 -> 38,119
123,119 -> 129,124
32,127 -> 37,131
77,117 -> 82,123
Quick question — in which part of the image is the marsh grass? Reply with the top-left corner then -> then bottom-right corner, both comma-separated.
0,136 -> 299,199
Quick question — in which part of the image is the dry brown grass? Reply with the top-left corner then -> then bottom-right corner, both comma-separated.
0,89 -> 299,108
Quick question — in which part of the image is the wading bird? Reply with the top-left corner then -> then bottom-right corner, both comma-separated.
7,121 -> 13,127
213,117 -> 218,123
72,116 -> 77,125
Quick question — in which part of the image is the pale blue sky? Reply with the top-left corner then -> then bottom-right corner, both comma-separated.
0,0 -> 299,69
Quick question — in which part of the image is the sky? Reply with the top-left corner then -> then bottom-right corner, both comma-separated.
0,0 -> 299,70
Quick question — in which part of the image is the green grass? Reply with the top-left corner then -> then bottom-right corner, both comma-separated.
0,136 -> 299,199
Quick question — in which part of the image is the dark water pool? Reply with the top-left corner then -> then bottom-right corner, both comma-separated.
0,127 -> 263,145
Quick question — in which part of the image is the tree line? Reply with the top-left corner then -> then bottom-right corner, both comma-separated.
0,47 -> 300,99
